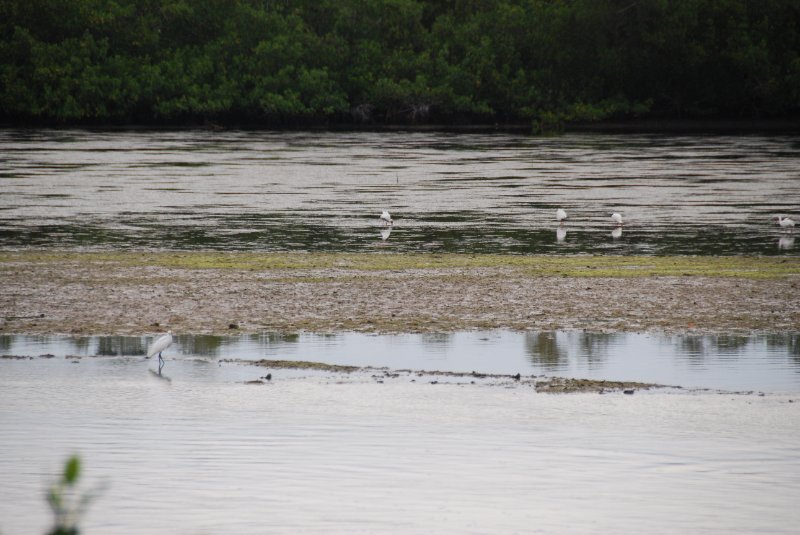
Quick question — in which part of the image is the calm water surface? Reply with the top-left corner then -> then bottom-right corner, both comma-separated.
1,354 -> 799,534
1,129 -> 798,254
3,330 -> 800,392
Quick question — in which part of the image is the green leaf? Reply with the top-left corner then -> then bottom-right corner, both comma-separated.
63,456 -> 80,485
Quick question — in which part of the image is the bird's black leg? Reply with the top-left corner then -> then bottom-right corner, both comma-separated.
158,352 -> 164,371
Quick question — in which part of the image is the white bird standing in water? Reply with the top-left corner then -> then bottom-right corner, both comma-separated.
380,210 -> 393,226
610,212 -> 623,226
556,208 -> 567,224
773,216 -> 795,230
147,330 -> 173,369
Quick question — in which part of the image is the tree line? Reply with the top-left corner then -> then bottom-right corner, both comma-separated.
1,0 -> 799,128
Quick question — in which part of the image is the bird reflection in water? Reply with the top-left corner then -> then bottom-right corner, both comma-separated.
556,226 -> 567,243
778,236 -> 794,250
611,226 -> 622,239
149,367 -> 171,381
380,227 -> 392,241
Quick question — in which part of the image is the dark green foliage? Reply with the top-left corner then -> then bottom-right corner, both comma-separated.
1,0 -> 798,126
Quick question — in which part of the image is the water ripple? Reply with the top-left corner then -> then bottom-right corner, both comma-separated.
0,130 -> 798,255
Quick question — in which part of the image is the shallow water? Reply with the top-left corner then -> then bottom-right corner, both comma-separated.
3,330 -> 799,392
1,356 -> 799,534
1,129 -> 798,254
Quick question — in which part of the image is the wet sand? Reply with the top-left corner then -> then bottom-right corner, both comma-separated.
2,251 -> 799,335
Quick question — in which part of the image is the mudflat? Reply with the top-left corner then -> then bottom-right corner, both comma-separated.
2,251 -> 799,335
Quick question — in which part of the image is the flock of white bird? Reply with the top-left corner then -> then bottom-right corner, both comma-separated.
556,208 -> 625,240
380,208 -> 795,234
556,208 -> 624,227
146,208 -> 795,368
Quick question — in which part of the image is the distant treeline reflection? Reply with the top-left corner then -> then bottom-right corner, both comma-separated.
1,0 -> 798,127
524,332 -> 800,371
4,332 -> 796,368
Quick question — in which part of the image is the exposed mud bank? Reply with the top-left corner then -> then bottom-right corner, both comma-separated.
231,357 -> 665,393
2,251 -> 799,335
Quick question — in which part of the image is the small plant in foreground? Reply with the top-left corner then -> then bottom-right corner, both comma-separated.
46,455 -> 97,535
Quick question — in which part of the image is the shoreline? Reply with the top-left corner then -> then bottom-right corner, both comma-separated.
2,118 -> 800,134
3,251 -> 799,336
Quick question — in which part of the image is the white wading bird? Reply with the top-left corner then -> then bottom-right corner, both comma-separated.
556,208 -> 567,224
610,212 -> 623,226
147,330 -> 173,369
380,210 -> 393,226
773,216 -> 795,230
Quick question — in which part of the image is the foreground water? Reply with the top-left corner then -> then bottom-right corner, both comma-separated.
1,354 -> 799,534
1,129 -> 799,255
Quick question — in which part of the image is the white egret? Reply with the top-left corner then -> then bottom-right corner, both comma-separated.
773,216 -> 795,230
147,330 -> 173,369
610,212 -> 623,226
556,208 -> 567,224
380,210 -> 393,226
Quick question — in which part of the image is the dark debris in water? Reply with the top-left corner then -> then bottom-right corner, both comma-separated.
536,377 -> 659,394
232,358 -> 363,373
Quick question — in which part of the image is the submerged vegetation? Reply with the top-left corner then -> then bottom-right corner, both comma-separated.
1,0 -> 799,127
